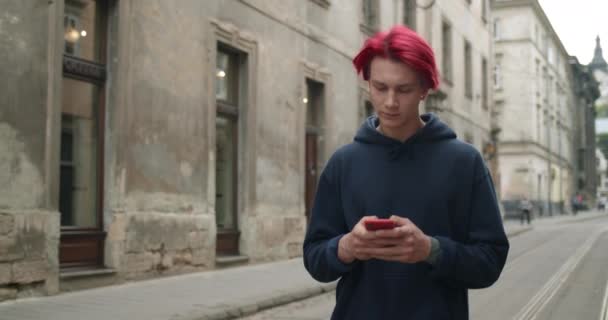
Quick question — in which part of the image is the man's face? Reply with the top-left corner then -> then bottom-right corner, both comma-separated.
368,57 -> 428,130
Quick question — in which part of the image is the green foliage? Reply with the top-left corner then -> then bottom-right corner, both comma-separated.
596,103 -> 608,118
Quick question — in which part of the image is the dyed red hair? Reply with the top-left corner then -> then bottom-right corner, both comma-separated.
353,25 -> 439,90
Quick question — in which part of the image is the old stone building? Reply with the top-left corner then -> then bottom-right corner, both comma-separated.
589,36 -> 608,204
0,0 -> 496,300
570,55 -> 601,209
491,0 -> 598,216
420,0 -> 495,157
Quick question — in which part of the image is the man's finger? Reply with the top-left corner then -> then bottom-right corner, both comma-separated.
389,215 -> 412,226
374,254 -> 411,263
361,246 -> 405,257
368,238 -> 401,247
374,228 -> 403,238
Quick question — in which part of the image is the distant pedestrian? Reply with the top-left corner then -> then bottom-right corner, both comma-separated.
519,198 -> 532,225
572,194 -> 583,215
597,196 -> 607,211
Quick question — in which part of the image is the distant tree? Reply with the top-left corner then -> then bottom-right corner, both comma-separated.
596,103 -> 608,118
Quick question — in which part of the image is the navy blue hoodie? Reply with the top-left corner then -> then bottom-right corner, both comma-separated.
303,113 -> 509,320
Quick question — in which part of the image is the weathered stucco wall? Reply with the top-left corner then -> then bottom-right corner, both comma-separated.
104,0 -> 216,278
0,0 -> 61,301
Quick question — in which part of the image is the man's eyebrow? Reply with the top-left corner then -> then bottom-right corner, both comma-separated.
370,80 -> 386,86
397,83 -> 417,88
371,80 -> 416,87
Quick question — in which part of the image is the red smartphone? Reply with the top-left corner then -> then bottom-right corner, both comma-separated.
364,218 -> 396,231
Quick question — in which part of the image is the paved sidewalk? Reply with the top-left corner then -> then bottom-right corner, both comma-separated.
0,210 -> 605,320
503,209 -> 608,232
0,259 -> 335,320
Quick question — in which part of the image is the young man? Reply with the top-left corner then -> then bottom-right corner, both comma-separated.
303,25 -> 509,320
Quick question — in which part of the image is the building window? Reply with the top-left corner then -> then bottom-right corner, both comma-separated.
365,101 -> 374,118
60,0 -> 107,268
211,20 -> 259,257
579,148 -> 585,170
481,0 -> 488,24
442,21 -> 452,83
493,18 -> 501,40
536,105 -> 542,143
216,49 -> 239,106
64,0 -> 103,62
545,74 -> 551,100
60,79 -> 101,228
403,0 -> 416,30
535,59 -> 541,95
360,100 -> 374,123
305,79 -> 325,221
494,63 -> 502,89
541,34 -> 548,56
64,14 -> 80,55
309,0 -> 330,9
361,0 -> 379,34
482,57 -> 488,110
548,45 -> 555,64
464,40 -> 473,98
358,89 -> 373,124
215,46 -> 242,232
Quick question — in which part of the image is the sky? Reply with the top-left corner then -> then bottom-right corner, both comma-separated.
537,0 -> 608,65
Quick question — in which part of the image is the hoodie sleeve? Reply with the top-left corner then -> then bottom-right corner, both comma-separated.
429,153 -> 509,289
303,155 -> 356,283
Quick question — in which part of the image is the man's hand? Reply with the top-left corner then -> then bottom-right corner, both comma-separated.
363,215 -> 432,264
338,216 -> 381,263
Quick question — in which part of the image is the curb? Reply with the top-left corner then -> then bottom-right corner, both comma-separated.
176,283 -> 337,320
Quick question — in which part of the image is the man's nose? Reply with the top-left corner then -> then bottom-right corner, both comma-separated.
385,90 -> 398,108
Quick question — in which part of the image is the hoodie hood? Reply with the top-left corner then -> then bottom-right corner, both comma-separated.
354,113 -> 456,160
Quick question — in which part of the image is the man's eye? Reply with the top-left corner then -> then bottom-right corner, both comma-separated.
398,88 -> 413,93
375,86 -> 387,91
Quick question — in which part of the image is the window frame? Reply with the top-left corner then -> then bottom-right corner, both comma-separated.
309,0 -> 330,9
482,57 -> 488,110
464,40 -> 473,99
59,0 -> 109,269
441,19 -> 453,84
493,18 -> 501,40
360,0 -> 379,35
215,45 -> 243,233
403,0 -> 417,30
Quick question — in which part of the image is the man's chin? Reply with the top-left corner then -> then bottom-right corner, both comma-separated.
379,118 -> 406,128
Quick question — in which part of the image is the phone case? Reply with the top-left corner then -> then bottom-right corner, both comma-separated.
364,219 -> 396,231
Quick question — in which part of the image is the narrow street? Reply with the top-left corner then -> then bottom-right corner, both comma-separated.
238,214 -> 608,320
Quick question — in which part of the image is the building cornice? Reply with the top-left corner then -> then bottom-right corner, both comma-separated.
491,0 -> 569,58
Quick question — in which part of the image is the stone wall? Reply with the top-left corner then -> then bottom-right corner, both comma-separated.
106,213 -> 214,279
0,212 -> 59,301
0,0 -> 62,302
